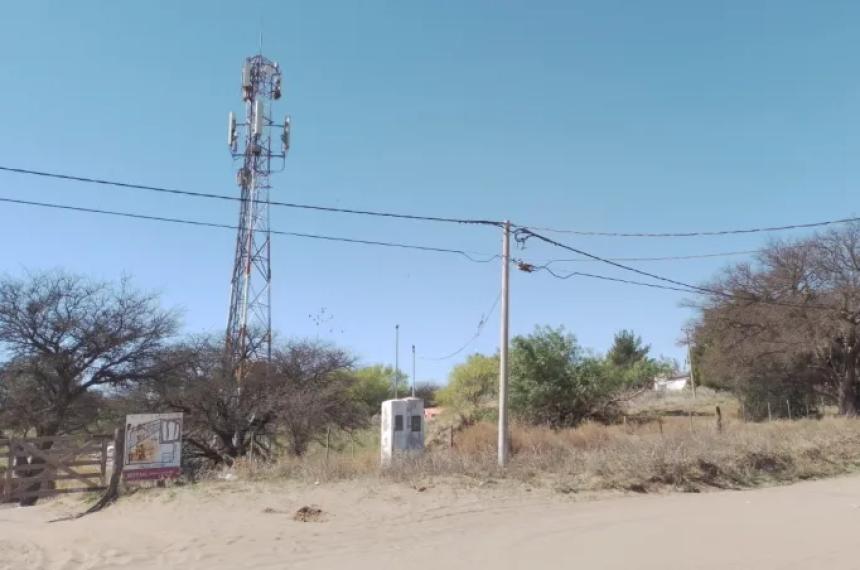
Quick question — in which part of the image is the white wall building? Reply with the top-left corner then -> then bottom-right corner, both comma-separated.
653,373 -> 691,392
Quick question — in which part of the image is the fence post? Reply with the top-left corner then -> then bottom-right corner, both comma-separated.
658,416 -> 664,438
325,427 -> 331,463
88,427 -> 125,514
3,441 -> 11,503
767,401 -> 773,422
449,425 -> 454,449
786,400 -> 792,420
99,439 -> 109,487
716,406 -> 723,433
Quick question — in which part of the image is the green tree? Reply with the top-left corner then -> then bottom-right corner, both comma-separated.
509,326 -> 618,427
413,382 -> 440,407
437,353 -> 498,422
350,364 -> 408,415
606,329 -> 650,368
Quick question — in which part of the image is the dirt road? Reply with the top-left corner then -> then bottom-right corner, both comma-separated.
2,474 -> 859,569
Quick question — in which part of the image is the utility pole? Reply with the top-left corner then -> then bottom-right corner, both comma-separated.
498,220 -> 511,467
394,324 -> 400,399
411,344 -> 416,398
686,330 -> 697,399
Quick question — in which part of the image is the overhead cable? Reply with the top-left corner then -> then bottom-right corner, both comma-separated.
514,228 -> 830,310
4,165 -> 855,239
0,196 -> 499,263
420,292 -> 501,361
516,216 -> 860,238
534,266 -> 695,293
536,249 -> 761,264
0,165 -> 502,227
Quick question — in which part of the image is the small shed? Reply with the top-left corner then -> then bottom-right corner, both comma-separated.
653,373 -> 691,392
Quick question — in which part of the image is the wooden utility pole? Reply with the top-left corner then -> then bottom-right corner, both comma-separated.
498,221 -> 511,467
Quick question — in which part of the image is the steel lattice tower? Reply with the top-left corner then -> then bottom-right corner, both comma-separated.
226,53 -> 290,378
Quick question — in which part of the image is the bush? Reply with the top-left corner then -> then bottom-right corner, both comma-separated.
436,353 -> 498,423
509,326 -> 620,427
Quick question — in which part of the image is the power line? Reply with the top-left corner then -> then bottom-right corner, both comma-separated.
420,292 -> 501,361
517,216 -> 860,238
514,228 -> 715,295
6,166 -> 860,237
0,196 -> 500,263
533,266 -> 694,293
1,195 -> 834,312
536,249 -> 761,264
4,165 -> 855,240
514,228 -> 831,310
0,165 -> 502,228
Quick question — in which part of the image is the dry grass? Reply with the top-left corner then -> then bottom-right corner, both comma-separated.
623,386 -> 740,418
217,416 -> 860,495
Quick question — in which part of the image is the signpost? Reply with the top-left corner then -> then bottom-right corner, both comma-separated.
123,413 -> 183,482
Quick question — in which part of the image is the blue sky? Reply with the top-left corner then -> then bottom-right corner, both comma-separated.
1,1 -> 857,383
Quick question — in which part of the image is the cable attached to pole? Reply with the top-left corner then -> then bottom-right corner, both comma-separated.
514,227 -> 832,310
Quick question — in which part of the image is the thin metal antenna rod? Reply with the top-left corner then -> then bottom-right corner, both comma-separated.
394,324 -> 400,399
411,344 -> 416,398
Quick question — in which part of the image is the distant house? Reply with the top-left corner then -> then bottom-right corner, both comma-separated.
653,373 -> 690,392
424,407 -> 444,421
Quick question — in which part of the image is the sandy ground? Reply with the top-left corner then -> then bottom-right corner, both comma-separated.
2,475 -> 860,570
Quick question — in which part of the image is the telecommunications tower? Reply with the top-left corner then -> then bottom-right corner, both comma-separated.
225,53 -> 291,377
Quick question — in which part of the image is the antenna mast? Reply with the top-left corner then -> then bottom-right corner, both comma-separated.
225,53 -> 290,379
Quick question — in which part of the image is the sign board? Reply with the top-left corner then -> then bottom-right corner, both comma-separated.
123,413 -> 183,481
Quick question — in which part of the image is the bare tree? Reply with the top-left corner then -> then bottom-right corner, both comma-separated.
0,271 -> 179,436
143,336 -> 366,464
0,271 -> 178,504
271,341 -> 366,456
693,224 -> 860,416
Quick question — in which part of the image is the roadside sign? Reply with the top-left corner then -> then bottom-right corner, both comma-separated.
123,413 -> 183,481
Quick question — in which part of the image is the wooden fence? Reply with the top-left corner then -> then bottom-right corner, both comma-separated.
0,434 -> 113,503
